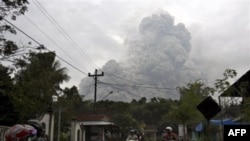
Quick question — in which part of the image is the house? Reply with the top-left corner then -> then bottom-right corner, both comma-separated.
76,114 -> 121,141
219,69 -> 250,120
220,69 -> 250,98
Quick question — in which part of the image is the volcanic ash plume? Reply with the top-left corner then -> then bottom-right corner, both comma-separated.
79,11 -> 204,102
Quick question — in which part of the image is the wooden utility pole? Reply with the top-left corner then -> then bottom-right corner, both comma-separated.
88,69 -> 104,114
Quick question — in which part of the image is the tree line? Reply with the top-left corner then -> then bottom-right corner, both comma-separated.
1,1 -> 249,141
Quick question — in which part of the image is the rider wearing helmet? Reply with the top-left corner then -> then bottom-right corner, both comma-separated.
5,124 -> 38,141
27,119 -> 48,141
162,126 -> 178,141
137,129 -> 144,141
5,120 -> 48,141
126,129 -> 138,141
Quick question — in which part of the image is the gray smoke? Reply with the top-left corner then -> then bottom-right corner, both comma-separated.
79,11 -> 205,102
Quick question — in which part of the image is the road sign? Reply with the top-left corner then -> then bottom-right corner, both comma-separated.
197,96 -> 221,121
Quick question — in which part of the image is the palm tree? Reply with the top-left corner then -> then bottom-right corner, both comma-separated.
14,51 -> 69,122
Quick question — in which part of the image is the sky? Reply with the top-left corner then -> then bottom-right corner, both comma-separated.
6,0 -> 250,101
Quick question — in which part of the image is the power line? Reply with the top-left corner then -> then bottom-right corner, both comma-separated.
3,18 -> 88,76
88,69 -> 104,114
103,72 -> 178,90
104,72 -> 177,90
23,15 -> 88,73
32,0 -> 98,70
105,72 -> 144,85
107,84 -> 143,98
98,80 -> 178,91
3,18 -> 41,46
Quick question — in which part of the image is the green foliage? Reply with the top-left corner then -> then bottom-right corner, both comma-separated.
13,52 -> 69,122
214,69 -> 237,93
52,86 -> 82,139
242,96 -> 250,121
0,64 -> 19,125
0,0 -> 29,19
0,0 -> 30,62
164,80 -> 215,140
178,80 -> 215,98
58,86 -> 82,124
112,112 -> 140,130
1,40 -> 18,56
167,80 -> 214,123
236,81 -> 250,120
74,97 -> 176,132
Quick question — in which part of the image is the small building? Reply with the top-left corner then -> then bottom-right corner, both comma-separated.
77,114 -> 121,141
219,69 -> 250,119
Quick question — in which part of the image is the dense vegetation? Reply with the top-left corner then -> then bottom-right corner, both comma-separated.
0,1 -> 249,141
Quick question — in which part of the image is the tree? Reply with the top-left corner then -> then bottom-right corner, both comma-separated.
112,112 -> 140,137
0,64 -> 20,125
242,97 -> 250,121
215,69 -> 250,122
14,52 -> 69,122
0,1 -> 47,124
60,86 -> 82,125
52,86 -> 82,141
214,69 -> 237,94
0,0 -> 31,63
165,80 -> 214,140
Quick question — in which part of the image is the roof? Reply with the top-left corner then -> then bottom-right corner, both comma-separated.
80,121 -> 115,126
76,114 -> 110,122
220,69 -> 250,97
76,114 -> 120,128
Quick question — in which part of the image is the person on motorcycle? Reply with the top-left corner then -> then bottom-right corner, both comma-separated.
27,119 -> 49,141
5,120 -> 48,141
162,126 -> 178,141
137,129 -> 144,141
126,129 -> 138,141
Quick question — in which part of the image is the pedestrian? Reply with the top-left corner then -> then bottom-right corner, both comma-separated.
162,126 -> 178,141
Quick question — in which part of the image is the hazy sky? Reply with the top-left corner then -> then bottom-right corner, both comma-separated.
7,0 -> 250,92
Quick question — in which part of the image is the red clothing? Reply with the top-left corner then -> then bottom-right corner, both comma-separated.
5,124 -> 37,141
162,132 -> 178,141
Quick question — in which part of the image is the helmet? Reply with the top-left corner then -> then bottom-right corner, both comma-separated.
5,124 -> 37,141
165,126 -> 172,131
27,119 -> 43,136
130,129 -> 136,134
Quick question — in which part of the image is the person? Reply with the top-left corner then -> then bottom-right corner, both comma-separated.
162,126 -> 178,141
161,129 -> 167,141
126,129 -> 138,141
5,124 -> 38,141
5,120 -> 48,141
137,129 -> 144,141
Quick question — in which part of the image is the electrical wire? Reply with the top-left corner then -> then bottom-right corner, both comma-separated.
98,80 -> 178,91
104,72 -> 144,85
2,18 -> 88,76
104,72 -> 180,91
106,84 -> 143,98
24,15 -> 88,73
31,0 -> 98,70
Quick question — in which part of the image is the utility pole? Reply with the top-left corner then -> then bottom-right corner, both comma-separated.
88,69 -> 104,114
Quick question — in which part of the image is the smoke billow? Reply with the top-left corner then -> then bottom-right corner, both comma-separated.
79,11 -> 205,102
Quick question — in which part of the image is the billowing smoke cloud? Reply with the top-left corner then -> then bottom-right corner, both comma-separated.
79,11 -> 206,102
